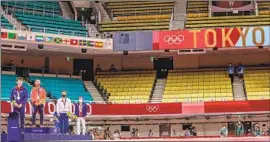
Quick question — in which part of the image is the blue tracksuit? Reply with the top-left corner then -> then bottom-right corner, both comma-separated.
10,86 -> 28,129
74,103 -> 87,117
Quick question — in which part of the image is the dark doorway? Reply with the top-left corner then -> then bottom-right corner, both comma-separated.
228,121 -> 251,136
154,57 -> 173,78
73,59 -> 94,81
44,57 -> 49,73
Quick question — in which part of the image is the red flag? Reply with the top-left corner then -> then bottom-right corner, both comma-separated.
1,32 -> 8,39
70,39 -> 78,45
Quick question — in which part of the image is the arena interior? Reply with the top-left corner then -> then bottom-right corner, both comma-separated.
0,0 -> 270,141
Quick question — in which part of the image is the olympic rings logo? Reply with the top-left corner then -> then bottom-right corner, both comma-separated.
146,105 -> 159,112
164,35 -> 184,45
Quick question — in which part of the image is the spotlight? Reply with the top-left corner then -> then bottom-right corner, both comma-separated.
185,117 -> 189,120
226,116 -> 231,120
213,47 -> 218,50
206,116 -> 210,120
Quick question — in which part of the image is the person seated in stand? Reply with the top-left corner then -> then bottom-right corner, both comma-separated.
109,64 -> 117,72
219,125 -> 228,137
95,64 -> 102,73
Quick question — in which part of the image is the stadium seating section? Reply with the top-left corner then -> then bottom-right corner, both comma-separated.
163,70 -> 233,103
1,1 -> 88,37
30,76 -> 93,102
258,1 -> 270,15
244,69 -> 270,100
186,1 -> 209,18
1,16 -> 13,29
99,1 -> 174,32
95,71 -> 156,104
1,74 -> 32,101
185,1 -> 270,29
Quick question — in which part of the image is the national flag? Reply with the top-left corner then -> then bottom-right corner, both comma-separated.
95,41 -> 104,48
45,36 -> 54,43
8,33 -> 16,39
54,37 -> 62,44
27,34 -> 35,41
1,32 -> 8,38
62,38 -> 70,44
70,39 -> 78,45
35,35 -> 44,42
17,33 -> 26,40
87,41 -> 95,47
79,40 -> 87,46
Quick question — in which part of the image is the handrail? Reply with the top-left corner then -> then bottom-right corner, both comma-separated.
27,25 -> 89,37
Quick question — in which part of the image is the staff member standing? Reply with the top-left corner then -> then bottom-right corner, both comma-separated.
56,90 -> 72,134
10,77 -> 29,130
75,96 -> 87,135
227,63 -> 234,83
31,79 -> 46,127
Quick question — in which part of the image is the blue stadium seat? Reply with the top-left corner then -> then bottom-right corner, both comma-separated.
1,16 -> 14,29
30,76 -> 93,102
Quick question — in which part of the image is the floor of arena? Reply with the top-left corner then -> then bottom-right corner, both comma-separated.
90,136 -> 270,141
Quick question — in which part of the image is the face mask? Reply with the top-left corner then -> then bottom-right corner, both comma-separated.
62,95 -> 66,98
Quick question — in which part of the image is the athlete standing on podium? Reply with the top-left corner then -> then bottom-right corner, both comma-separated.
31,79 -> 47,127
10,77 -> 28,130
56,90 -> 72,134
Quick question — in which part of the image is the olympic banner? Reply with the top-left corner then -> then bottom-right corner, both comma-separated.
153,26 -> 270,50
1,100 -> 269,116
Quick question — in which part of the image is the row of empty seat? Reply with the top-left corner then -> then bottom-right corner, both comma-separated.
244,69 -> 270,100
1,1 -> 88,37
1,16 -> 13,29
258,1 -> 270,15
163,70 -> 233,103
95,71 -> 156,104
1,74 -> 32,101
30,76 -> 93,102
186,15 -> 270,29
99,1 -> 174,32
186,1 -> 208,18
1,1 -> 61,15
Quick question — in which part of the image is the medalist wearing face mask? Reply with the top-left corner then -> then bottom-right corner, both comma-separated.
75,96 -> 87,135
56,90 -> 72,134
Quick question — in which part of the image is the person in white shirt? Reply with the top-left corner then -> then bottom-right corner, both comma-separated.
113,130 -> 120,140
56,90 -> 72,134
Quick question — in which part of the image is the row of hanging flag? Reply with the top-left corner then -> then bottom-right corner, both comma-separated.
1,31 -> 106,48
